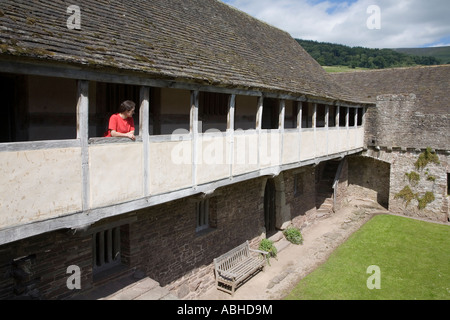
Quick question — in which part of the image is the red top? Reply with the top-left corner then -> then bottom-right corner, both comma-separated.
104,113 -> 135,137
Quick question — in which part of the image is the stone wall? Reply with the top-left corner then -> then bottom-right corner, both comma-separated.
161,166 -> 326,299
366,94 -> 416,149
0,162 -> 345,300
347,156 -> 390,209
132,178 -> 267,299
364,148 -> 449,222
0,175 -> 270,300
333,66 -> 450,152
283,166 -> 317,229
334,158 -> 349,212
0,229 -> 94,300
361,92 -> 449,222
0,177 -> 268,300
365,94 -> 449,151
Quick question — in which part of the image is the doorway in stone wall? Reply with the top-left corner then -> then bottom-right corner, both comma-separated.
264,178 -> 277,236
348,156 -> 390,209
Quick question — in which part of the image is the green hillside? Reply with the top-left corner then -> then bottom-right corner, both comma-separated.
394,46 -> 450,64
296,39 -> 442,70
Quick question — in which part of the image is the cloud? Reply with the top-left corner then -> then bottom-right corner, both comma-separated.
221,0 -> 450,48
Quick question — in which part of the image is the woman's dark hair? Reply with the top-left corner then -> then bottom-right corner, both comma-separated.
118,100 -> 136,113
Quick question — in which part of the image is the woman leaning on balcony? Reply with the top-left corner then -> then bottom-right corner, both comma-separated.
104,100 -> 136,140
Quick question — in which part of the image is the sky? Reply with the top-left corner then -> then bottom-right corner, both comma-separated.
220,0 -> 450,48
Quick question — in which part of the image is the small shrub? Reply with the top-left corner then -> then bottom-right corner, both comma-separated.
395,187 -> 435,210
418,192 -> 435,210
405,171 -> 420,186
283,227 -> 303,245
415,147 -> 440,170
394,186 -> 416,207
259,239 -> 277,265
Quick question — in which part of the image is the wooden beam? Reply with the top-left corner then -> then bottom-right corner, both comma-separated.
0,139 -> 80,152
297,101 -> 303,161
279,100 -> 285,165
191,90 -> 199,187
227,94 -> 236,132
313,103 -> 317,158
256,96 -> 263,167
278,100 -> 285,130
140,86 -> 150,196
77,80 -> 90,211
335,104 -> 340,128
227,94 -> 236,177
256,96 -> 263,131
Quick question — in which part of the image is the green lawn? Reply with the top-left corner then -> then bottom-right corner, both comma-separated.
285,214 -> 450,300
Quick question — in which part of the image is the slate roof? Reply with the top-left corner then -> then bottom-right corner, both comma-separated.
331,65 -> 450,115
0,0 -> 360,104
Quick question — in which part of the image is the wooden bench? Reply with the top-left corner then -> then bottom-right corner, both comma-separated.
213,240 -> 269,295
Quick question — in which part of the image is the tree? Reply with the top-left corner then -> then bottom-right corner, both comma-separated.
373,56 -> 386,68
295,39 -> 441,69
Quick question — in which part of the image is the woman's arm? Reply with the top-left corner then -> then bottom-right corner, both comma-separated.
110,130 -> 136,140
